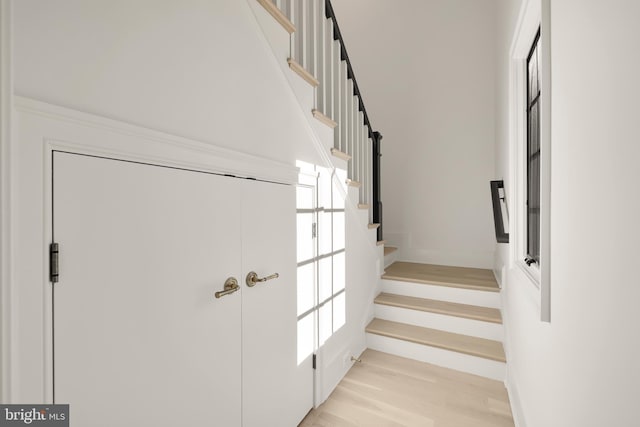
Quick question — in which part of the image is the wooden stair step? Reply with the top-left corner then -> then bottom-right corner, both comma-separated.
383,246 -> 397,256
256,0 -> 296,34
368,223 -> 380,229
375,292 -> 502,324
346,179 -> 361,187
287,58 -> 319,87
312,109 -> 337,128
366,318 -> 506,363
331,148 -> 351,161
382,262 -> 500,293
358,203 -> 370,210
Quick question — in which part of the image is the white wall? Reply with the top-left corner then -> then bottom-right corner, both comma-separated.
7,0 -> 382,406
496,0 -> 640,426
13,0 -> 322,166
331,0 -> 500,269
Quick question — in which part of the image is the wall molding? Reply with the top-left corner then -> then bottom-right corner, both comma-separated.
0,0 -> 14,403
15,97 -> 299,185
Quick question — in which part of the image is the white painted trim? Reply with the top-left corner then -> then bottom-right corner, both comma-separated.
15,97 -> 299,185
506,367 -> 528,427
0,0 -> 14,403
539,0 -> 552,323
508,0 -> 551,322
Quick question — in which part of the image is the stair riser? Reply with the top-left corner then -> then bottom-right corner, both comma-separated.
381,279 -> 501,309
374,304 -> 504,341
366,333 -> 506,381
383,249 -> 398,269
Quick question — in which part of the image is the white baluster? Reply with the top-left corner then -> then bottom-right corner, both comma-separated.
346,79 -> 354,179
324,19 -> 333,120
315,0 -> 325,113
360,119 -> 369,203
340,62 -> 349,155
356,108 -> 361,190
289,1 -> 297,61
334,40 -> 342,151
349,89 -> 356,180
300,1 -> 307,69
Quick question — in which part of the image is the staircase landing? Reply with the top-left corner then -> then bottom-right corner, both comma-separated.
382,262 -> 500,292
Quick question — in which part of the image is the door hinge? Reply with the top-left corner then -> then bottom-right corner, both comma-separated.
312,223 -> 317,238
50,242 -> 59,283
312,354 -> 316,370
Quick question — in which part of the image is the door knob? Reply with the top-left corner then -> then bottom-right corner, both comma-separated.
215,277 -> 239,298
246,271 -> 279,287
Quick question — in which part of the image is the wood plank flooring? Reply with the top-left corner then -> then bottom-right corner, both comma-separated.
375,293 -> 502,324
299,349 -> 514,427
382,262 -> 500,292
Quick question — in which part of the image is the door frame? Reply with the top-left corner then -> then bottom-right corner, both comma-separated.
8,96 -> 298,402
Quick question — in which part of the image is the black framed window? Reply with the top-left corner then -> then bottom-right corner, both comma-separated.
526,29 -> 541,265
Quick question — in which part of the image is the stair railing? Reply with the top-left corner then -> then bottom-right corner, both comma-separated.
268,0 -> 384,241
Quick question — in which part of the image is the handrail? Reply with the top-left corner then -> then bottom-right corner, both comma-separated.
490,180 -> 509,243
325,0 -> 383,241
325,0 -> 375,140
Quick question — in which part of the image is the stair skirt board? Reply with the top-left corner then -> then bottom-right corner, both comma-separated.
366,334 -> 506,382
382,279 -> 502,309
374,304 -> 504,341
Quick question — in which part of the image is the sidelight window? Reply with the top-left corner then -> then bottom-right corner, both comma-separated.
296,161 -> 347,365
526,28 -> 541,265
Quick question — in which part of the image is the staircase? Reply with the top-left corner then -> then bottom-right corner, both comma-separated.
367,262 -> 506,381
251,0 -> 507,390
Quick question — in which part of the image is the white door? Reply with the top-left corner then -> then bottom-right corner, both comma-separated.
53,152 -> 242,426
241,180 -> 313,427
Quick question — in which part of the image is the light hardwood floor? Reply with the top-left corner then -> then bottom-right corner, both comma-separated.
299,350 -> 514,427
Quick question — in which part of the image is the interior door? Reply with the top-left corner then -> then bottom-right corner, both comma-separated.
53,152 -> 242,426
241,179 -> 313,427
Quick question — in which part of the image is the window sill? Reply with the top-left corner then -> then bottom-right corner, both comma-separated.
515,258 -> 541,290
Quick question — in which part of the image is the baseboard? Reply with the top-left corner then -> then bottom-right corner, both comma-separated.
506,368 -> 527,427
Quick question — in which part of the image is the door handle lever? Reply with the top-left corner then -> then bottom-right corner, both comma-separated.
215,277 -> 239,298
246,271 -> 279,287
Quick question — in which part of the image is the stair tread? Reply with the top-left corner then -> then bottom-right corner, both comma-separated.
382,262 -> 500,293
383,246 -> 397,256
287,58 -> 319,87
366,318 -> 506,363
375,292 -> 502,324
256,0 -> 296,34
312,109 -> 337,128
368,223 -> 380,229
331,148 -> 352,161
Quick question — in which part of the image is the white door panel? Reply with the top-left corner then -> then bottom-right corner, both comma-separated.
53,152 -> 242,426
241,180 -> 313,427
